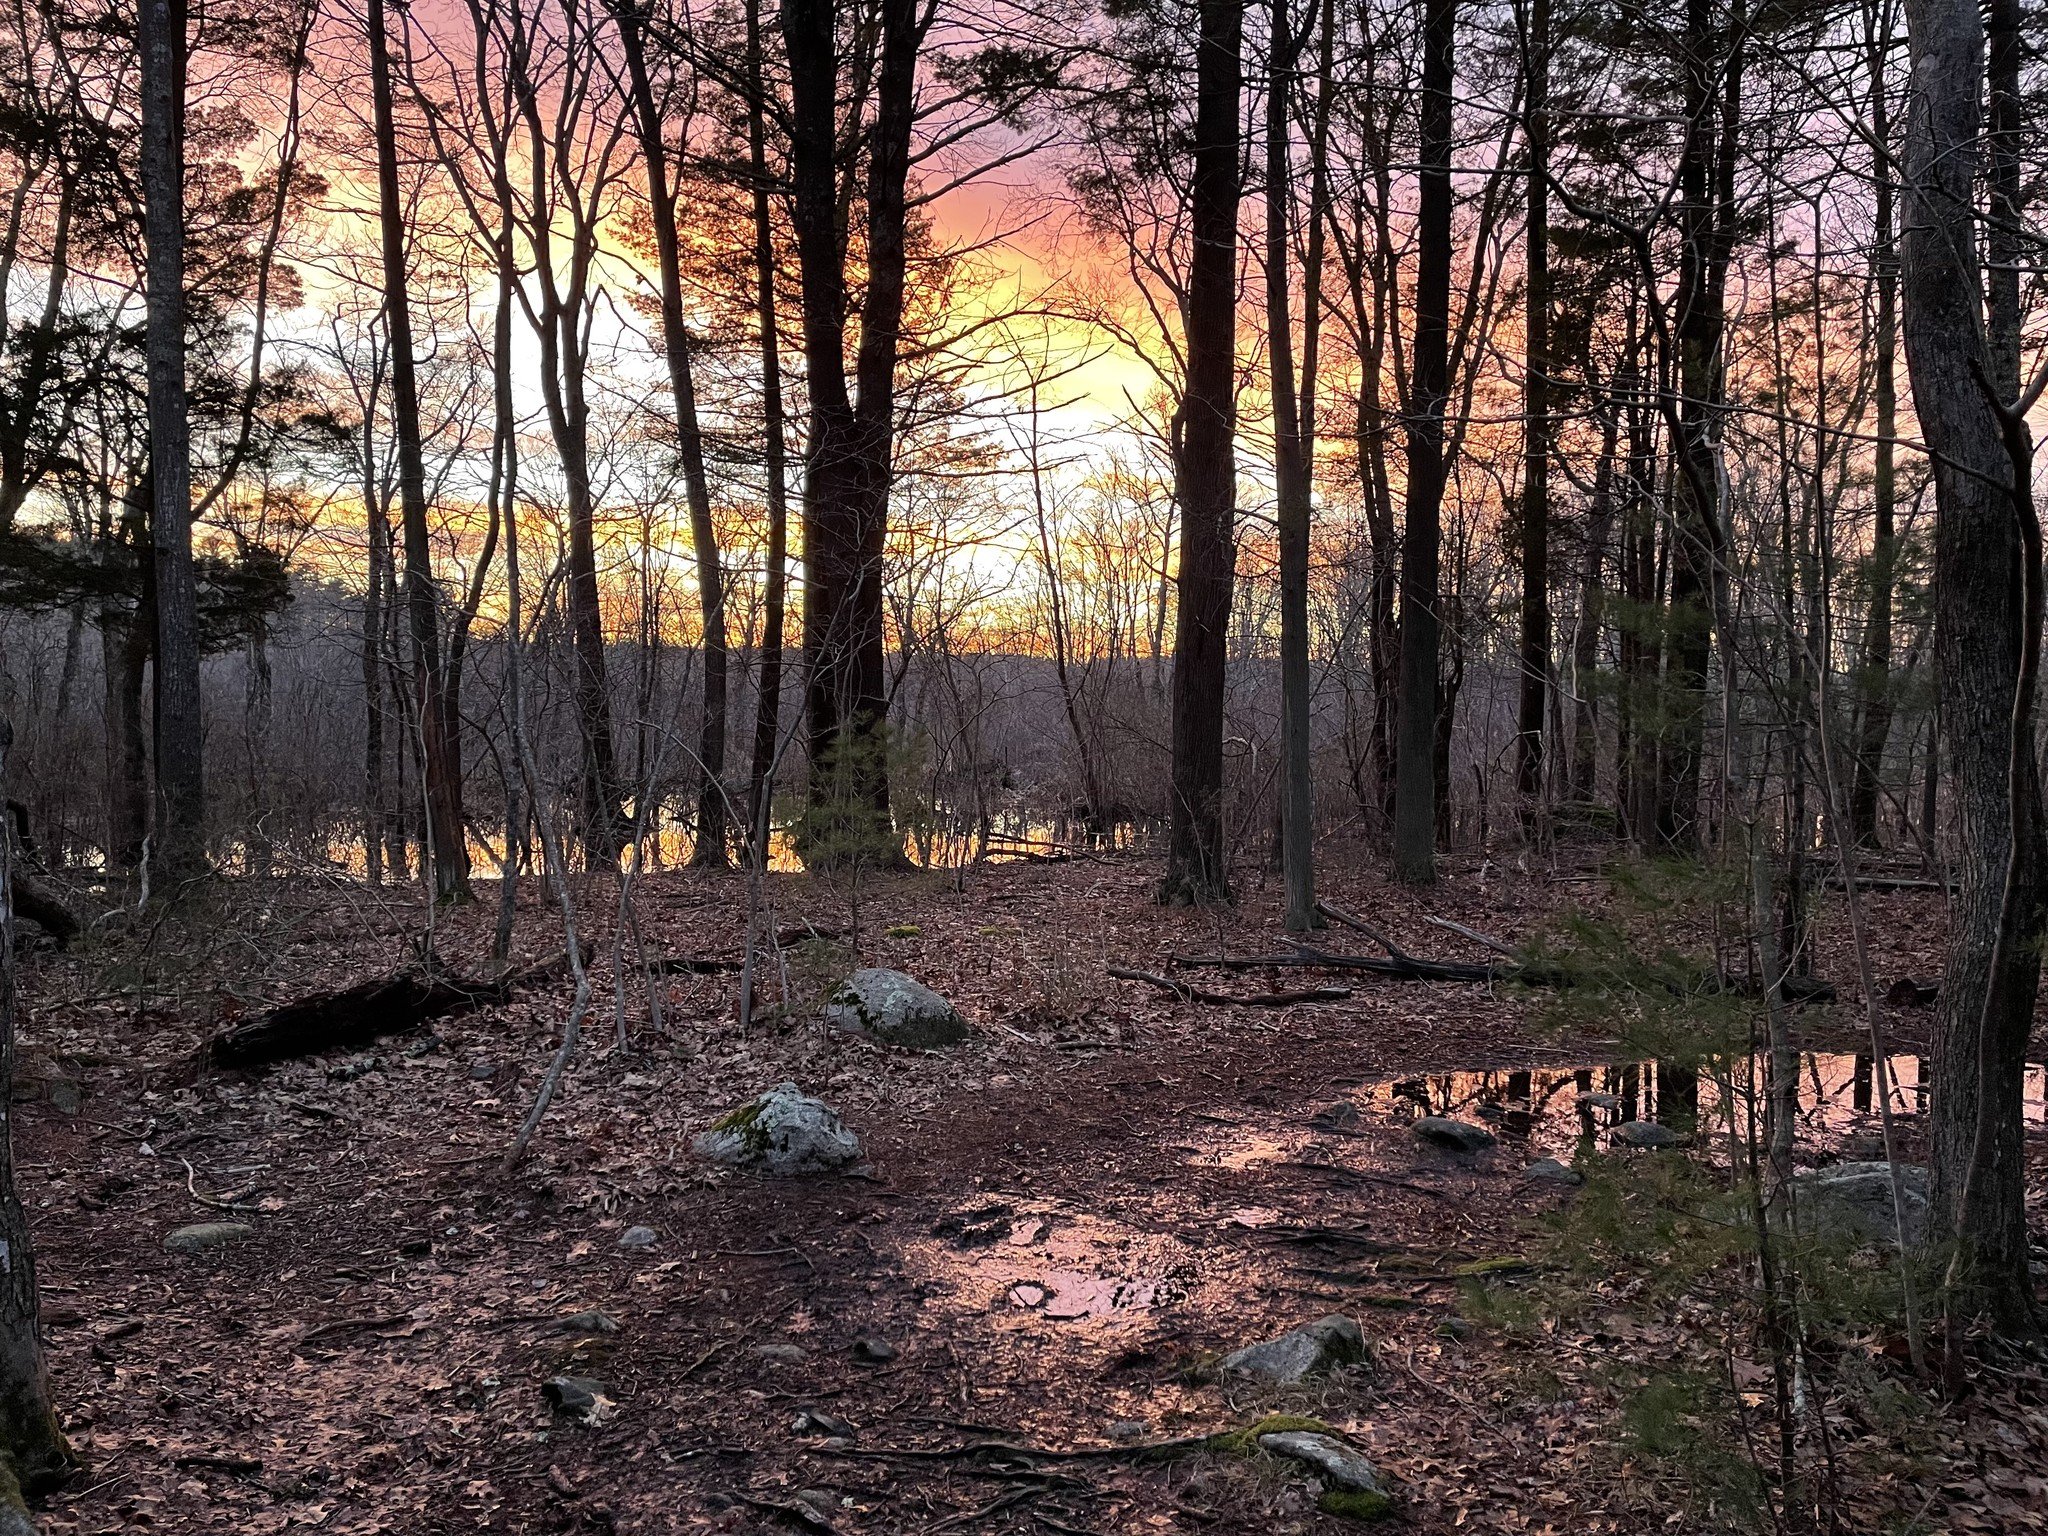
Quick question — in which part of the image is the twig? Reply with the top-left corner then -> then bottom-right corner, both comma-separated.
1108,967 -> 1349,1007
179,1157 -> 258,1212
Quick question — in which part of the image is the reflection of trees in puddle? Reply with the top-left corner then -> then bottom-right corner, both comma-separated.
1362,1053 -> 2047,1159
904,1204 -> 1206,1332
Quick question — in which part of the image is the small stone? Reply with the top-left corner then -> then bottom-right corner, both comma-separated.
1523,1157 -> 1584,1186
1221,1314 -> 1368,1384
164,1221 -> 254,1255
1257,1430 -> 1389,1496
1611,1121 -> 1682,1149
790,1407 -> 854,1438
551,1310 -> 620,1335
45,1080 -> 83,1116
1578,1092 -> 1623,1111
1308,1102 -> 1362,1133
327,1056 -> 377,1083
541,1375 -> 614,1424
851,1336 -> 898,1363
754,1343 -> 808,1364
1412,1116 -> 1496,1152
617,1226 -> 659,1249
793,1490 -> 842,1521
1437,1317 -> 1477,1341
1107,1420 -> 1149,1444
469,1060 -> 498,1081
694,1083 -> 863,1175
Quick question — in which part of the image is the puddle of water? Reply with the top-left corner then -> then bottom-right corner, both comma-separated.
1359,1053 -> 2047,1161
1180,1053 -> 2047,1172
902,1202 -> 1205,1332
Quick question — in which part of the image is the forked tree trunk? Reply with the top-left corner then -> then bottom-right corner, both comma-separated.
1160,0 -> 1244,906
1392,0 -> 1454,886
1901,0 -> 2044,1338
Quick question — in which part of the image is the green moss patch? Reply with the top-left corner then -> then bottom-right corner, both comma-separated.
1320,1488 -> 1396,1520
1201,1413 -> 1336,1457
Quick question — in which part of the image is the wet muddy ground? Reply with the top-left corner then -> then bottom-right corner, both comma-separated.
13,854 -> 2047,1534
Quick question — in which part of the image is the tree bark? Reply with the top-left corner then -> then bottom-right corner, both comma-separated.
1513,0 -> 1550,827
0,722 -> 78,1512
612,0 -> 731,869
367,0 -> 469,903
1271,0 -> 1328,930
1902,0 -> 2043,1336
1160,0 -> 1244,906
782,0 -> 921,864
743,0 -> 791,856
136,0 -> 205,884
1392,0 -> 1454,886
1850,4 -> 1898,848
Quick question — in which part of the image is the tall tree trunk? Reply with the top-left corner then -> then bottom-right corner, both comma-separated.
1513,0 -> 1550,827
744,0 -> 791,854
1392,0 -> 1454,886
1569,402 -> 1618,805
782,0 -> 920,864
137,0 -> 205,884
1659,0 -> 1742,849
1902,0 -> 2043,1337
0,721 -> 77,1517
1160,0 -> 1244,905
1271,0 -> 1328,930
367,0 -> 469,904
1850,4 -> 1898,848
359,426 -> 388,890
611,0 -> 730,869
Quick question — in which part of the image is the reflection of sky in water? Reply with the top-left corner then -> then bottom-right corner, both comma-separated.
1357,1053 -> 2047,1161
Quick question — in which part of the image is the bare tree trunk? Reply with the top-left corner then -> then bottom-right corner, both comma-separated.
0,720 -> 78,1518
611,0 -> 730,869
1513,0 -> 1550,830
782,0 -> 921,862
137,0 -> 205,884
743,0 -> 790,855
1569,400 -> 1618,804
1902,0 -> 2043,1338
367,0 -> 468,904
1850,2 -> 1898,849
1271,0 -> 1328,930
1392,0 -> 1454,886
1160,0 -> 1244,906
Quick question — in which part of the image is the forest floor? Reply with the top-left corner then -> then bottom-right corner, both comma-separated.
10,840 -> 2048,1535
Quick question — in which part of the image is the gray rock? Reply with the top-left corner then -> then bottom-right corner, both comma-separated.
1523,1157 -> 1584,1185
1791,1161 -> 1930,1247
823,968 -> 971,1047
551,1310 -> 620,1335
851,1336 -> 898,1363
1611,1120 -> 1683,1149
1578,1092 -> 1623,1112
754,1342 -> 808,1364
1107,1420 -> 1150,1444
165,1221 -> 254,1255
1257,1431 -> 1389,1497
693,1082 -> 863,1175
617,1225 -> 659,1248
541,1375 -> 614,1424
1412,1116 -> 1496,1152
1220,1314 -> 1367,1384
469,1060 -> 498,1081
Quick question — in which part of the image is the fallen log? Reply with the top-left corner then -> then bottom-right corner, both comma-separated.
8,869 -> 79,949
1106,966 -> 1350,1007
207,946 -> 583,1067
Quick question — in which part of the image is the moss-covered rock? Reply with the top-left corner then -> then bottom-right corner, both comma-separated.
823,968 -> 971,1047
693,1083 -> 862,1174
